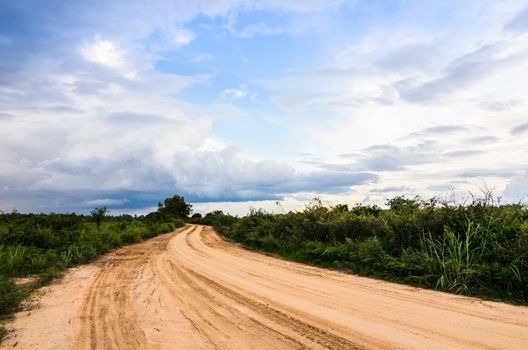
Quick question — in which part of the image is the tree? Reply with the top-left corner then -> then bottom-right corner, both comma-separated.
157,195 -> 192,219
90,207 -> 107,227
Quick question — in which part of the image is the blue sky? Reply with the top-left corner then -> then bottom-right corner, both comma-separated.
1,0 -> 528,214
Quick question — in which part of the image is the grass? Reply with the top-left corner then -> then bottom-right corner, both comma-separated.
420,223 -> 482,294
0,276 -> 24,342
0,326 -> 6,343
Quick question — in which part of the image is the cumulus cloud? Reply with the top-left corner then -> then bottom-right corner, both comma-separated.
81,38 -> 126,70
0,145 -> 378,211
169,147 -> 377,201
356,141 -> 438,172
319,125 -> 492,174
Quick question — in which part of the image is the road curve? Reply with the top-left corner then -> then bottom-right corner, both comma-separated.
2,224 -> 528,349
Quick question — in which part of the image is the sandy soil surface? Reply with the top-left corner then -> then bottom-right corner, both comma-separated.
2,224 -> 528,349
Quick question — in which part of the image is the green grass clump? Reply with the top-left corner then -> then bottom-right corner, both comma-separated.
0,276 -> 24,315
207,196 -> 528,304
0,325 -> 6,343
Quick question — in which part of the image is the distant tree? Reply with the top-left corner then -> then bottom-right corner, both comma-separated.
90,207 -> 107,227
158,195 -> 192,219
187,212 -> 202,224
332,204 -> 349,213
387,196 -> 420,212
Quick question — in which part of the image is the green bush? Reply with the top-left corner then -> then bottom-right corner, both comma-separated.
0,276 -> 23,315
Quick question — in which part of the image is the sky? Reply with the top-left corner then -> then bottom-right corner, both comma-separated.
1,0 -> 528,215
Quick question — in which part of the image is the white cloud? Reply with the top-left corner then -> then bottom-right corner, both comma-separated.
229,22 -> 284,38
503,170 -> 528,201
171,29 -> 196,45
224,86 -> 248,98
81,38 -> 126,71
84,198 -> 129,206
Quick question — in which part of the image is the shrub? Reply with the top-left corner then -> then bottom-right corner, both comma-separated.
0,276 -> 23,315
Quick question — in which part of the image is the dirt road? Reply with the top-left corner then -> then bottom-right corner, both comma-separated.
2,225 -> 528,349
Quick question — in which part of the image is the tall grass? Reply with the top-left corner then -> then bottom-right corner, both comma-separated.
420,222 -> 482,294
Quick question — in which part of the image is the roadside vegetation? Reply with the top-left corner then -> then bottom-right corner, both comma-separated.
0,195 -> 189,340
203,195 -> 528,305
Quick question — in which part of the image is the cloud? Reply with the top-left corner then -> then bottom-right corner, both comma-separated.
84,198 -> 130,206
224,86 -> 248,98
407,125 -> 468,138
466,136 -> 498,144
171,29 -> 196,45
319,142 -> 437,173
511,122 -> 528,135
0,145 -> 378,212
168,147 -> 378,202
81,38 -> 126,71
358,141 -> 438,171
505,6 -> 528,32
398,44 -> 500,102
456,169 -> 517,179
106,112 -> 180,125
503,170 -> 528,201
444,150 -> 482,158
370,186 -> 413,193
229,22 -> 284,38
319,124 -> 491,174
480,99 -> 524,111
